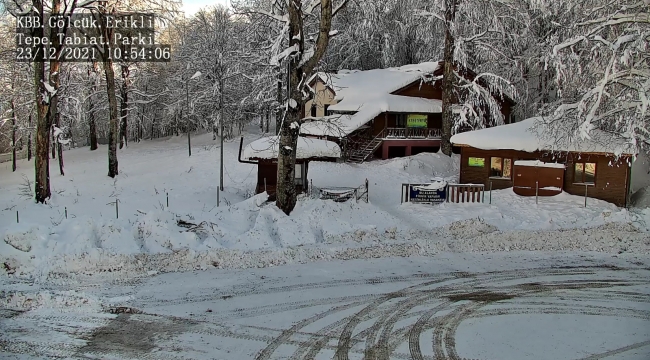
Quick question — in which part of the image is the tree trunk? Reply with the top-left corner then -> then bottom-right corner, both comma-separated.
55,113 -> 64,176
11,100 -> 17,172
276,0 -> 334,215
33,0 -> 51,203
104,59 -> 119,177
89,105 -> 98,150
265,108 -> 270,133
27,114 -> 32,161
89,65 -> 99,150
51,126 -> 57,159
440,0 -> 458,156
119,64 -> 129,149
275,67 -> 283,135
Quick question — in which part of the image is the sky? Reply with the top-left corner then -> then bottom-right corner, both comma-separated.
182,0 -> 230,15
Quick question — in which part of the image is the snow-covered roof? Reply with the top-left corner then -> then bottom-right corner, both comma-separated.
242,136 -> 341,161
514,160 -> 566,169
303,62 -> 443,137
451,117 -> 635,156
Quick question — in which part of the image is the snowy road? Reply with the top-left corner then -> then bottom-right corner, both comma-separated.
2,253 -> 650,360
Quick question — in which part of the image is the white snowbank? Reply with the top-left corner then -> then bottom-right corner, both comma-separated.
0,132 -> 647,281
451,117 -> 635,155
242,136 -> 341,160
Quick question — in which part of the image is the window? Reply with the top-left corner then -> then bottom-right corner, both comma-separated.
324,104 -> 330,116
295,163 -> 304,185
490,157 -> 512,178
396,114 -> 406,127
574,162 -> 596,184
468,157 -> 485,167
310,105 -> 317,117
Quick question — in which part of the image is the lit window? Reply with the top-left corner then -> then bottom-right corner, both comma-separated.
490,157 -> 512,178
574,162 -> 596,184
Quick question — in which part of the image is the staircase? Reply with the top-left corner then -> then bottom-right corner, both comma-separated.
347,136 -> 383,164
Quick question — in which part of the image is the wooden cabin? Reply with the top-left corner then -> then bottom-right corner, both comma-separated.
239,136 -> 341,200
300,61 -> 515,163
451,118 -> 635,207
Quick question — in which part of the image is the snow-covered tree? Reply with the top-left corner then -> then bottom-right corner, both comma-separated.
420,0 -> 526,155
545,0 -> 649,154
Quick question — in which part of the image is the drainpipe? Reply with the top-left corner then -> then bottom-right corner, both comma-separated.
238,137 -> 258,164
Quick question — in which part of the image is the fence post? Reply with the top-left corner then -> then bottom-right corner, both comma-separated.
366,179 -> 369,203
65,207 -> 67,219
489,181 -> 493,204
217,186 -> 220,207
535,181 -> 539,205
166,192 -> 169,208
310,179 -> 313,196
482,186 -> 485,203
115,199 -> 119,219
16,210 -> 19,224
584,184 -> 588,207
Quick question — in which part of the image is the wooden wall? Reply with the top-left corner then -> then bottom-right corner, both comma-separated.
393,81 -> 512,124
459,147 -> 631,206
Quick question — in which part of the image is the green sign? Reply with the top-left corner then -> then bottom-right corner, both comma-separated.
407,114 -> 427,128
469,157 -> 485,167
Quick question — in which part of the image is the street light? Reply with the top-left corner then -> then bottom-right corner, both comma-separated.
186,71 -> 202,157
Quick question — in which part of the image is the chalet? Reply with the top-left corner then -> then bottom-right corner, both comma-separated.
238,136 -> 341,199
300,61 -> 515,163
450,117 -> 635,207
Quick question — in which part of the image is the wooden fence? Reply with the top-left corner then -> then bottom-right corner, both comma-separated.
446,184 -> 485,203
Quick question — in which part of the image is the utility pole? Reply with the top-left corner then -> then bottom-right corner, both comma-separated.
220,76 -> 224,191
186,76 -> 191,157
187,71 -> 201,157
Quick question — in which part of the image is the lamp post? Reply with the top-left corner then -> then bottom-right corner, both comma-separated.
186,71 -> 202,157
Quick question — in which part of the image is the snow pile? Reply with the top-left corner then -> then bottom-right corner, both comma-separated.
630,186 -> 650,208
1,131 -> 647,281
438,221 -> 649,254
242,135 -> 341,160
451,117 -> 635,155
1,290 -> 101,312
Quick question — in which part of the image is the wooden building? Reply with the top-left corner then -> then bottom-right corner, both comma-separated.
238,136 -> 341,199
300,61 -> 515,163
451,118 -> 635,207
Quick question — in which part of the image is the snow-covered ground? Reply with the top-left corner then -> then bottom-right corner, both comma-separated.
2,129 -> 650,359
1,130 -> 649,280
2,254 -> 650,359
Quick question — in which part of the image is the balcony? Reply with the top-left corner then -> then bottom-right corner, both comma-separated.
384,127 -> 442,139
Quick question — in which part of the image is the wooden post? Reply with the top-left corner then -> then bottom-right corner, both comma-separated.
65,207 -> 67,219
365,179 -> 369,203
16,211 -> 19,223
489,181 -> 493,204
166,192 -> 169,208
584,184 -> 588,207
115,199 -> 119,219
535,181 -> 539,205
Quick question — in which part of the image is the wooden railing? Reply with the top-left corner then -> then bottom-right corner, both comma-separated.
447,184 -> 485,203
385,128 -> 442,139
